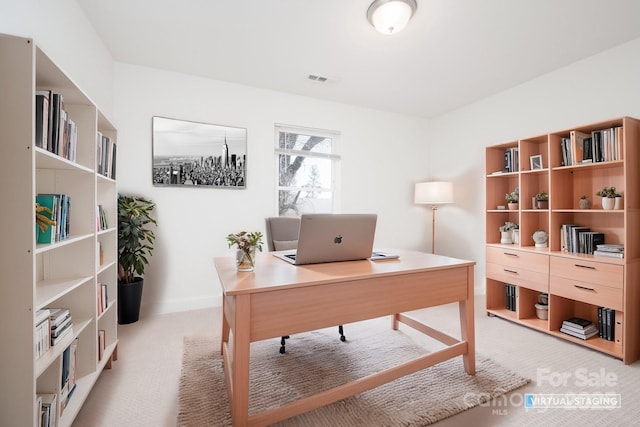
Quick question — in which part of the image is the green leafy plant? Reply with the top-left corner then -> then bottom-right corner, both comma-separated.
535,192 -> 549,201
499,221 -> 519,232
118,194 -> 157,284
596,186 -> 620,198
505,188 -> 519,203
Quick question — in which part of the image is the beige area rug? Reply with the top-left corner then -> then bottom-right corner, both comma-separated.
177,317 -> 529,426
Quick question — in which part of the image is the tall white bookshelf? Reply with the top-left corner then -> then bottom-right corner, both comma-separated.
0,33 -> 118,426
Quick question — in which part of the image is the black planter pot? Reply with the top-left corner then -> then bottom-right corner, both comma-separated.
118,278 -> 144,324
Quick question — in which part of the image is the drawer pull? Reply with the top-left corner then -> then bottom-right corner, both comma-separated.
503,252 -> 519,257
503,269 -> 518,274
574,284 -> 596,292
574,264 -> 596,270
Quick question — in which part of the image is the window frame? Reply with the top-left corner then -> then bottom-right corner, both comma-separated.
274,124 -> 341,215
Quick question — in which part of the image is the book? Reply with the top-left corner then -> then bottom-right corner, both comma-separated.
562,317 -> 592,329
593,250 -> 624,259
35,91 -> 50,149
560,326 -> 599,340
561,323 -> 598,335
98,329 -> 106,361
35,195 -> 57,244
596,244 -> 624,252
570,130 -> 591,164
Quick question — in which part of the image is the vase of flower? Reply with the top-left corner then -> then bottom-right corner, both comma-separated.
226,231 -> 264,272
236,247 -> 256,272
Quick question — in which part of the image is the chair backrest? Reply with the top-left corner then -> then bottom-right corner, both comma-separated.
265,217 -> 301,251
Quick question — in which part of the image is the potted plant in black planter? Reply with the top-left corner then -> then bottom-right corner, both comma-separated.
117,194 -> 156,324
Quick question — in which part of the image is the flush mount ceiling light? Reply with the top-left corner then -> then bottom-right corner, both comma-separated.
367,0 -> 417,35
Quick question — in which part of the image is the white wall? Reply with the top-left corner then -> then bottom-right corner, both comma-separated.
114,63 -> 432,315
4,1 -> 640,315
0,0 -> 114,119
429,37 -> 640,289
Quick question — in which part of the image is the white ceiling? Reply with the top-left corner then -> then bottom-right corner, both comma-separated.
76,0 -> 640,119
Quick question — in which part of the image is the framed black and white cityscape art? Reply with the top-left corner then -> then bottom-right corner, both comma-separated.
152,116 -> 247,188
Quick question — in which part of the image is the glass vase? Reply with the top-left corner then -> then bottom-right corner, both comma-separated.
236,247 -> 256,272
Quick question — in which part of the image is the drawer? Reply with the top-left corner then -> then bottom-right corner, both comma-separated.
550,276 -> 623,311
550,256 -> 623,289
486,246 -> 549,274
487,262 -> 548,293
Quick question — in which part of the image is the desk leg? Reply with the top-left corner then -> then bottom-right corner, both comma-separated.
459,265 -> 476,375
391,313 -> 400,330
230,294 -> 251,426
221,297 -> 230,355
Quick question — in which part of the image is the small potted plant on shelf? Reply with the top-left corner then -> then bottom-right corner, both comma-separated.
499,221 -> 518,244
596,186 -> 621,210
534,192 -> 549,209
505,188 -> 519,210
118,194 -> 157,324
226,231 -> 264,272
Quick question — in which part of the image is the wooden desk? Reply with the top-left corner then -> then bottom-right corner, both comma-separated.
214,249 -> 476,426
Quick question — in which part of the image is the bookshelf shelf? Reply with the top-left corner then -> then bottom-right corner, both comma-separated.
485,116 -> 640,364
0,34 -> 118,426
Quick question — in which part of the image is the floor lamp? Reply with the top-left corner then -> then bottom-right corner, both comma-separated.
414,181 -> 454,253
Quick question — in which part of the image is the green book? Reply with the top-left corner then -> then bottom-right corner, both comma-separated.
36,194 -> 57,244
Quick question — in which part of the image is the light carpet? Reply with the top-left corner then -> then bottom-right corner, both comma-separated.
177,317 -> 529,426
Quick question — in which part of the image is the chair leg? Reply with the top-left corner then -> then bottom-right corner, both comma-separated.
279,335 -> 289,354
338,325 -> 346,342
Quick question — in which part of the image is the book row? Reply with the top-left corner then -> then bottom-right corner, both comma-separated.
505,284 -> 516,311
560,224 -> 605,255
35,90 -> 77,162
97,132 -> 117,180
560,126 -> 622,166
503,147 -> 519,173
98,283 -> 109,316
36,193 -> 71,244
598,307 -> 616,341
97,204 -> 109,231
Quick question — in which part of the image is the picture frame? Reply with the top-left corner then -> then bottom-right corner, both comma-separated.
530,155 -> 543,170
152,116 -> 247,188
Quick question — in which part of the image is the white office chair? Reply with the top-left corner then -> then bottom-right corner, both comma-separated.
265,216 -> 346,353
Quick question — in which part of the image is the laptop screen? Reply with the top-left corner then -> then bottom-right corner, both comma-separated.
284,213 -> 377,265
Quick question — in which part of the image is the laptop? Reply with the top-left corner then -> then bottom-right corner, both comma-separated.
273,213 -> 377,265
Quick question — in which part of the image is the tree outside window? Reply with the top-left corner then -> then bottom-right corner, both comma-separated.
275,126 -> 340,216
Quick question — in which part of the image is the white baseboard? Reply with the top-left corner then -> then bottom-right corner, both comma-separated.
140,295 -> 222,317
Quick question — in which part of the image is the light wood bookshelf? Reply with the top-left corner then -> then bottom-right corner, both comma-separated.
485,116 -> 640,364
0,33 -> 118,426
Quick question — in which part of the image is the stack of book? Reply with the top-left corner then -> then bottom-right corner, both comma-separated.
49,308 -> 73,346
598,307 -> 616,341
505,284 -> 516,311
560,317 -> 598,340
593,244 -> 624,259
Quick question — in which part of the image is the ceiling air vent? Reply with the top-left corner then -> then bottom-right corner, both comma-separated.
308,74 -> 328,83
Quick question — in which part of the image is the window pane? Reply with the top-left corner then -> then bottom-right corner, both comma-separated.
278,154 -> 332,188
279,190 -> 333,215
278,132 -> 332,154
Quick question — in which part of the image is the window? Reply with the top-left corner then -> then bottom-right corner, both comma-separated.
275,125 -> 340,215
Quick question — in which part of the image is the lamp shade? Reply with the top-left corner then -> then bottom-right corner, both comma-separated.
414,181 -> 454,205
367,0 -> 417,35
